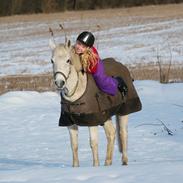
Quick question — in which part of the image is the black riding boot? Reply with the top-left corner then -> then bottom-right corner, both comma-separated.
115,76 -> 128,96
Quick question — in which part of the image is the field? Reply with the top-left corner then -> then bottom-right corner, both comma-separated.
0,4 -> 183,183
0,4 -> 183,94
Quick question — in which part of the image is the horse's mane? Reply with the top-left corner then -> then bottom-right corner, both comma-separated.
70,46 -> 83,73
55,43 -> 83,73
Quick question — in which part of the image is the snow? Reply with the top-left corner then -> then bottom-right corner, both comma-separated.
0,81 -> 183,182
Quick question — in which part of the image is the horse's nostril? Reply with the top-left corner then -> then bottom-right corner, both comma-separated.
61,80 -> 65,87
55,80 -> 65,88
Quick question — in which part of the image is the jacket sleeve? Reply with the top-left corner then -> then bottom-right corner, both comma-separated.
93,60 -> 118,96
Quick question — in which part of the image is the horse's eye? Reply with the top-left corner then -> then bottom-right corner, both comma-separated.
67,59 -> 71,64
51,59 -> 54,64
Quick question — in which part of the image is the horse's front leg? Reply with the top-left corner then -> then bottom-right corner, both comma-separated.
117,115 -> 128,165
68,124 -> 79,167
103,119 -> 116,166
89,126 -> 99,166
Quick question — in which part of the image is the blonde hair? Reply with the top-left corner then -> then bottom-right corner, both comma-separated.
80,47 -> 98,72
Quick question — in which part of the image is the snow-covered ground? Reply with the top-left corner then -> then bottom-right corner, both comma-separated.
0,6 -> 183,76
0,81 -> 183,183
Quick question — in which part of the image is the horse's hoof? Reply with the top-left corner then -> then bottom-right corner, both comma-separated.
93,161 -> 100,167
93,163 -> 100,167
122,161 -> 128,166
73,165 -> 79,167
122,156 -> 128,165
104,160 -> 112,166
72,162 -> 80,167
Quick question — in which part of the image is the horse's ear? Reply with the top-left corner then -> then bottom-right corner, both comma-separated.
49,39 -> 56,50
66,40 -> 71,49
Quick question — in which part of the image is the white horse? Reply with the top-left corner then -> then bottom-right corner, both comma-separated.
49,40 -> 128,167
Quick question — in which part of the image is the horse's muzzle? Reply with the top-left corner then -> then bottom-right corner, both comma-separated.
55,80 -> 65,89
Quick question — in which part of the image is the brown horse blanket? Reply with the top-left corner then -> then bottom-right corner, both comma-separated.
59,58 -> 142,126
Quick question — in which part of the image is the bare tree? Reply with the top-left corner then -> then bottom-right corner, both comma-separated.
73,0 -> 77,10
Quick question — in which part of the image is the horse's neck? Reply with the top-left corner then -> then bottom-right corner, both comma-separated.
62,66 -> 87,102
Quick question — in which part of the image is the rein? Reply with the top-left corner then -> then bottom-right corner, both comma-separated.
64,71 -> 80,98
54,65 -> 80,98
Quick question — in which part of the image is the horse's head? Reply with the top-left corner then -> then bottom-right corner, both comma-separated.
49,40 -> 72,89
49,39 -> 84,95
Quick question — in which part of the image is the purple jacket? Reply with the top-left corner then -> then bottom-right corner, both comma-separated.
92,60 -> 118,96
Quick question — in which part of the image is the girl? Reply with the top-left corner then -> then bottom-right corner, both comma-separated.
74,31 -> 127,96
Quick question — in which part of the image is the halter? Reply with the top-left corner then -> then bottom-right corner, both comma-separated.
54,63 -> 80,98
53,58 -> 72,83
54,71 -> 70,82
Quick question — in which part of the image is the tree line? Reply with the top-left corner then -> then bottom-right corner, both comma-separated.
0,0 -> 182,16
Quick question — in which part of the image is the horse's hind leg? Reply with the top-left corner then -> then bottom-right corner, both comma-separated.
116,115 -> 128,165
89,126 -> 99,166
103,119 -> 116,166
68,124 -> 79,167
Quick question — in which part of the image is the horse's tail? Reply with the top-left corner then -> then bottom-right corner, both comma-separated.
116,115 -> 122,153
